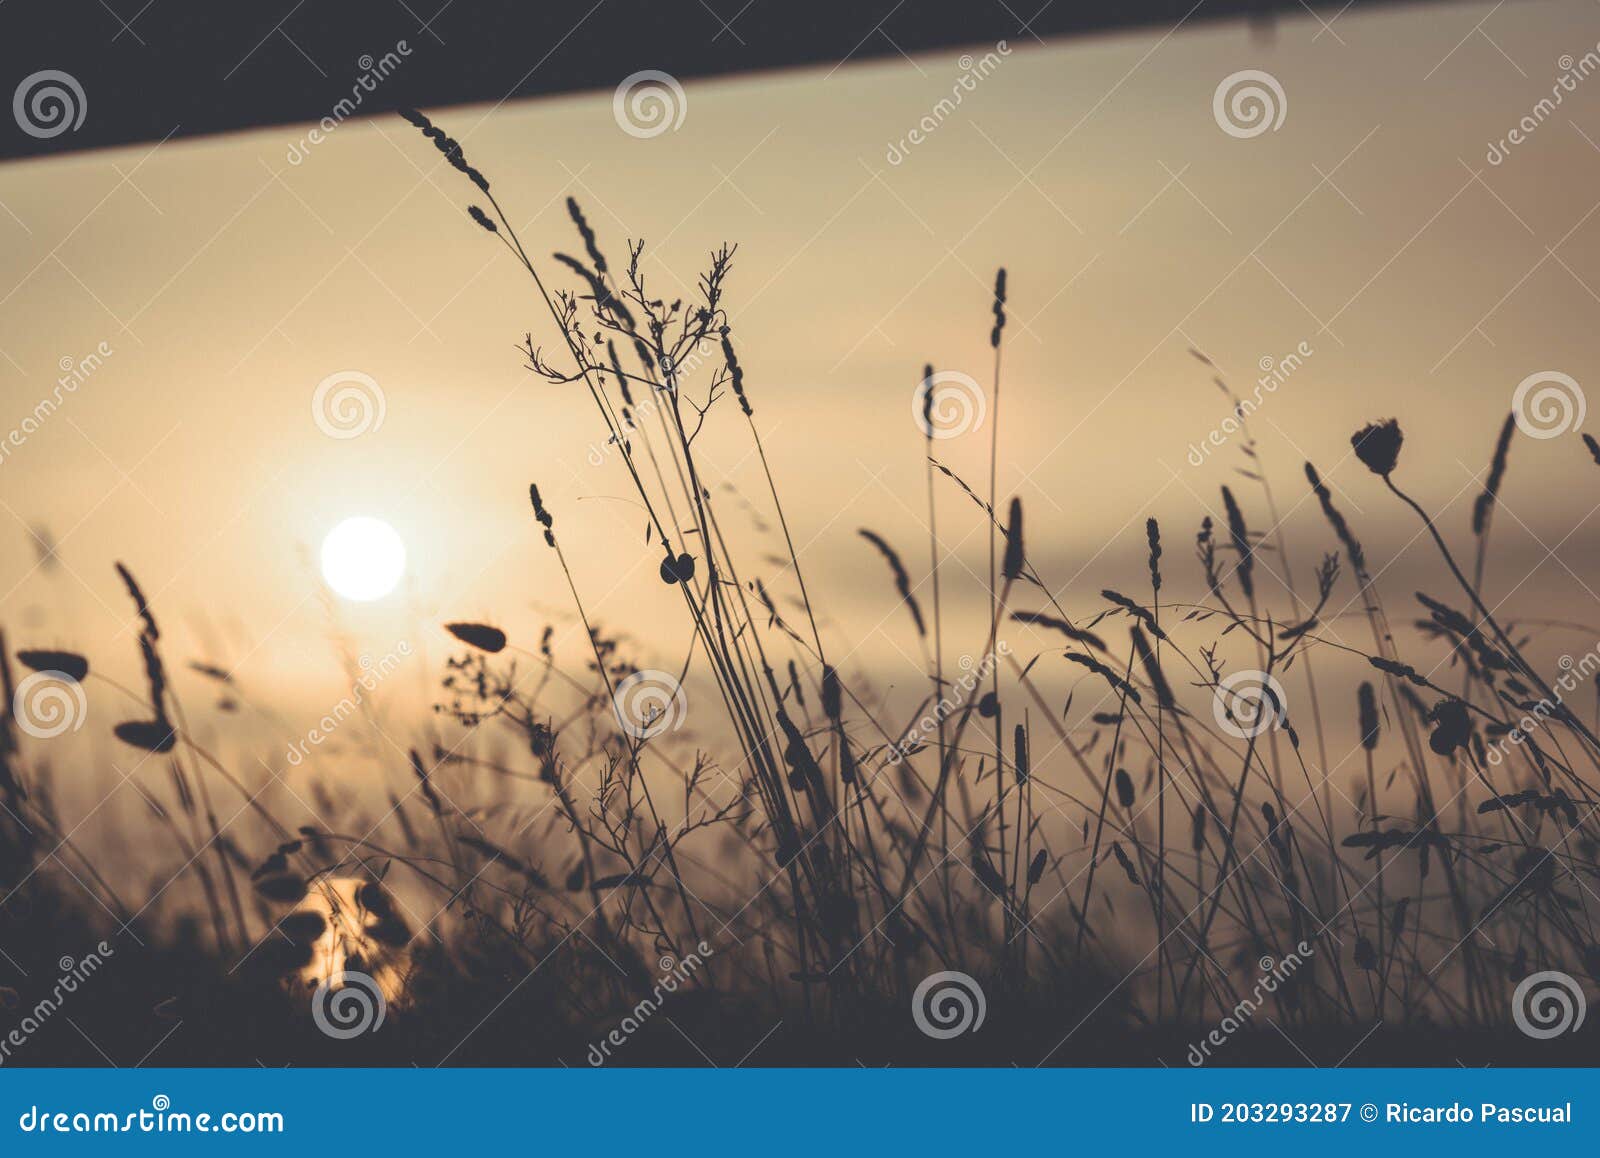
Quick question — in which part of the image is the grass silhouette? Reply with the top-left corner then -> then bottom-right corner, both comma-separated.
1,109 -> 1598,1067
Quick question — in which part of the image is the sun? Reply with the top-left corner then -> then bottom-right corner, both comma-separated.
320,516 -> 406,602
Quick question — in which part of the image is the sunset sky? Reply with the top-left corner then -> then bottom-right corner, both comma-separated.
5,0 -> 1600,795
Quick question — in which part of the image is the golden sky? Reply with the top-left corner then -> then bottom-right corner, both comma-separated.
6,0 -> 1600,790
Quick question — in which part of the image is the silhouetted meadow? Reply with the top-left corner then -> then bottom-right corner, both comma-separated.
3,109 -> 1599,1067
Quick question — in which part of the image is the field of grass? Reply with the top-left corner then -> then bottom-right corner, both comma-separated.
2,107 -> 1598,1068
